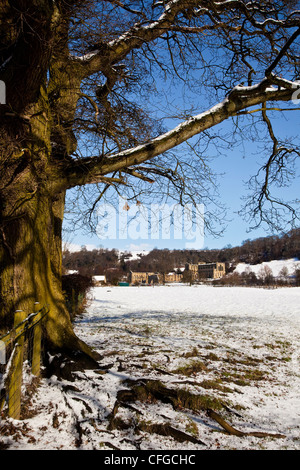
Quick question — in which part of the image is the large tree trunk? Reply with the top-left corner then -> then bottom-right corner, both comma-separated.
0,176 -> 96,358
0,115 -> 98,366
0,0 -> 98,365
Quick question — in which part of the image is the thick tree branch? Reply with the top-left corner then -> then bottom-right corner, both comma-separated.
73,0 -> 300,81
63,79 -> 293,189
74,0 -> 207,77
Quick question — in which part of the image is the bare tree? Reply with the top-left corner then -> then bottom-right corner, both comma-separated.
0,0 -> 300,361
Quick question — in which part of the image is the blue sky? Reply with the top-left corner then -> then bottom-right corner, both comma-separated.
64,106 -> 300,253
64,84 -> 300,253
61,10 -> 300,254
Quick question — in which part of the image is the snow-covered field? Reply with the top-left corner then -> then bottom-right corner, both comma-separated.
1,284 -> 299,450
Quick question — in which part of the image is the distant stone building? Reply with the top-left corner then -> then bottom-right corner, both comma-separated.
185,262 -> 205,273
185,262 -> 226,280
130,263 -> 225,285
164,272 -> 183,283
129,271 -> 161,285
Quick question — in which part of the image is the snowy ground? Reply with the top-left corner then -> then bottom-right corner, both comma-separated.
1,284 -> 300,450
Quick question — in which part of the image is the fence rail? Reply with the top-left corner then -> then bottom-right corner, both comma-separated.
0,304 -> 48,420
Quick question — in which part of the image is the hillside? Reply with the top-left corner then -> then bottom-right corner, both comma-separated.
62,229 -> 300,280
234,258 -> 300,278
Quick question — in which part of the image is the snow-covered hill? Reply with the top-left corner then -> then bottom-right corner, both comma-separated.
234,258 -> 300,278
118,249 -> 150,261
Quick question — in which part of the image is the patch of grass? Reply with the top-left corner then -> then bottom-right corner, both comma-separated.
175,388 -> 224,411
172,360 -> 208,376
221,367 -> 266,386
265,343 -> 279,350
182,347 -> 199,358
275,340 -> 291,348
222,352 -> 262,367
265,355 -> 278,361
185,418 -> 199,437
263,340 -> 291,352
205,352 -> 221,361
199,379 -> 233,393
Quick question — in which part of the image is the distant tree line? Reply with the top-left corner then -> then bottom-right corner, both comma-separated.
63,247 -> 124,284
62,229 -> 300,287
215,264 -> 300,288
60,229 -> 300,321
123,229 -> 300,273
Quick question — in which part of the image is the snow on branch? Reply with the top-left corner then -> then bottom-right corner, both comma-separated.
63,78 -> 295,189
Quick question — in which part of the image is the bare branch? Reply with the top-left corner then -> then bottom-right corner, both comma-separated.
63,79 -> 293,189
74,0 -> 208,76
265,27 -> 300,77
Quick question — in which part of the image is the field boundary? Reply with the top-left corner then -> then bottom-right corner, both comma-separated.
0,304 -> 48,420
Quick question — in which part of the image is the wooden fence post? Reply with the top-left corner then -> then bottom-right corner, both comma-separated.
8,310 -> 26,420
31,302 -> 42,377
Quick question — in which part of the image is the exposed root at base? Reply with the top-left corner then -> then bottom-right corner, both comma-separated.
110,378 -> 286,444
207,409 -> 286,439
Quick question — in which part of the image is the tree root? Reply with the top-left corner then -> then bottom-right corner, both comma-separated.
108,399 -> 206,446
102,441 -> 121,450
115,379 -> 286,441
43,348 -> 102,381
120,378 -> 223,412
207,409 -> 286,439
137,421 -> 206,446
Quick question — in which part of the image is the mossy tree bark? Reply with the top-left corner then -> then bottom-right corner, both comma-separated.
0,0 -> 95,359
0,115 -> 94,359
